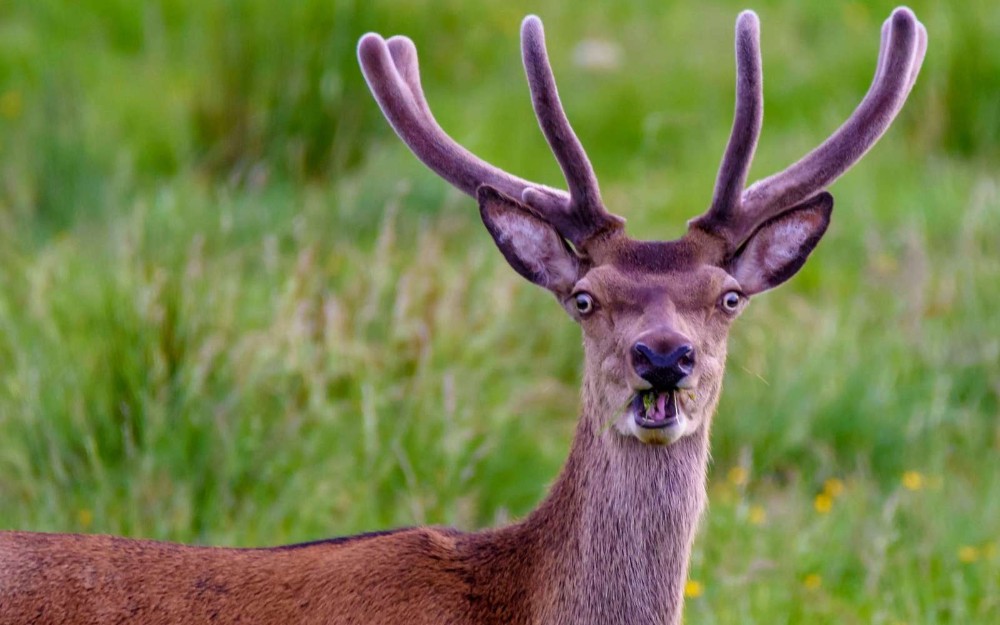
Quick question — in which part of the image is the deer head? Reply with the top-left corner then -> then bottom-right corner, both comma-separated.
358,9 -> 926,446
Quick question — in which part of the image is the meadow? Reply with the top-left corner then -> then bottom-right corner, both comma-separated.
0,0 -> 998,622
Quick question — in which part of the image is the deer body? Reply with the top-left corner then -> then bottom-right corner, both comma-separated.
1,373 -> 710,625
0,8 -> 926,625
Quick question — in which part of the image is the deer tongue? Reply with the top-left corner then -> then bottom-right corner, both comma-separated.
635,390 -> 677,428
654,392 -> 668,420
648,391 -> 675,423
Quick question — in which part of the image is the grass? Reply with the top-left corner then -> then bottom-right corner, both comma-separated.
0,0 -> 998,622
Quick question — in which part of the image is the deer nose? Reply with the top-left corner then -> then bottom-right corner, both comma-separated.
631,342 -> 696,389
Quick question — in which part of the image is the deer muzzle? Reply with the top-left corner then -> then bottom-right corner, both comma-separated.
631,342 -> 696,390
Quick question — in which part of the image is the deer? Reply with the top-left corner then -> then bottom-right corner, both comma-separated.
0,8 -> 926,625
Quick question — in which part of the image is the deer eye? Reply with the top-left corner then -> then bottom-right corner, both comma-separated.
720,290 -> 742,313
573,292 -> 595,315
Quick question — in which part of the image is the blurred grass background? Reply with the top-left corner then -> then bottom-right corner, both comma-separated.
0,0 -> 997,622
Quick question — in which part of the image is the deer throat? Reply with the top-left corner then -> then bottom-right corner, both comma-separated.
522,414 -> 711,625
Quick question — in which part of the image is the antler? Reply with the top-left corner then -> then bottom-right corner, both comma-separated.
706,10 -> 764,230
358,16 -> 624,249
692,7 -> 927,248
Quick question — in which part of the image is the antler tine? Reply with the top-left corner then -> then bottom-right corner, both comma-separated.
520,16 -> 599,204
906,21 -> 928,94
357,32 -> 569,205
875,16 -> 925,96
873,19 -> 891,86
520,16 -> 625,247
700,10 -> 763,235
739,7 -> 925,222
384,36 -> 433,120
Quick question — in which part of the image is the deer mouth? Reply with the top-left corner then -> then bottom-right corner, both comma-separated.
631,389 -> 680,429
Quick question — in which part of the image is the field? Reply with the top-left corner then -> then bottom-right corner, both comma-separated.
0,0 -> 998,622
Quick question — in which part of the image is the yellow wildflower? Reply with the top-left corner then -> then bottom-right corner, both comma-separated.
902,471 -> 924,491
77,508 -> 93,529
803,573 -> 822,590
958,546 -> 979,563
748,504 -> 766,526
814,493 -> 833,514
823,478 -> 844,498
727,466 -> 748,486
684,580 -> 704,598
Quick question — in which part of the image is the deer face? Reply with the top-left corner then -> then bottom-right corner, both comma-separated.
479,188 -> 832,445
359,7 -> 924,444
570,260 -> 736,445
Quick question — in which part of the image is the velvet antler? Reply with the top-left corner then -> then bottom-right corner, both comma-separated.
358,17 -> 624,250
691,7 -> 927,249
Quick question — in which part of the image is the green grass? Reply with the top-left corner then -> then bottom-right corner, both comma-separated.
1,0 -> 998,622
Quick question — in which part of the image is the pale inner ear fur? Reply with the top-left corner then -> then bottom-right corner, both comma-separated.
730,192 -> 833,295
478,186 -> 579,295
492,212 -> 578,288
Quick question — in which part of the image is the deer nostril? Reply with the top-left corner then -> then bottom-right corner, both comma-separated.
631,342 -> 696,388
676,345 -> 696,375
632,343 -> 653,368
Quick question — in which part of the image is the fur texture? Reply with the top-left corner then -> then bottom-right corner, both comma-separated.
0,8 -> 926,625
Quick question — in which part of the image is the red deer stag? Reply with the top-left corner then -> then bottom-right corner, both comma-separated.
0,8 -> 925,625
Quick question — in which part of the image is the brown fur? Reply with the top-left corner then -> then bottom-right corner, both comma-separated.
1,8 -> 926,625
0,233 -> 725,625
0,407 -> 709,625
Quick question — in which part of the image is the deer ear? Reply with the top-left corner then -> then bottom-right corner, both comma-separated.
729,192 -> 833,296
478,185 -> 580,296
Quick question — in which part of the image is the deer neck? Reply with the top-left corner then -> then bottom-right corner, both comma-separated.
522,373 -> 712,624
